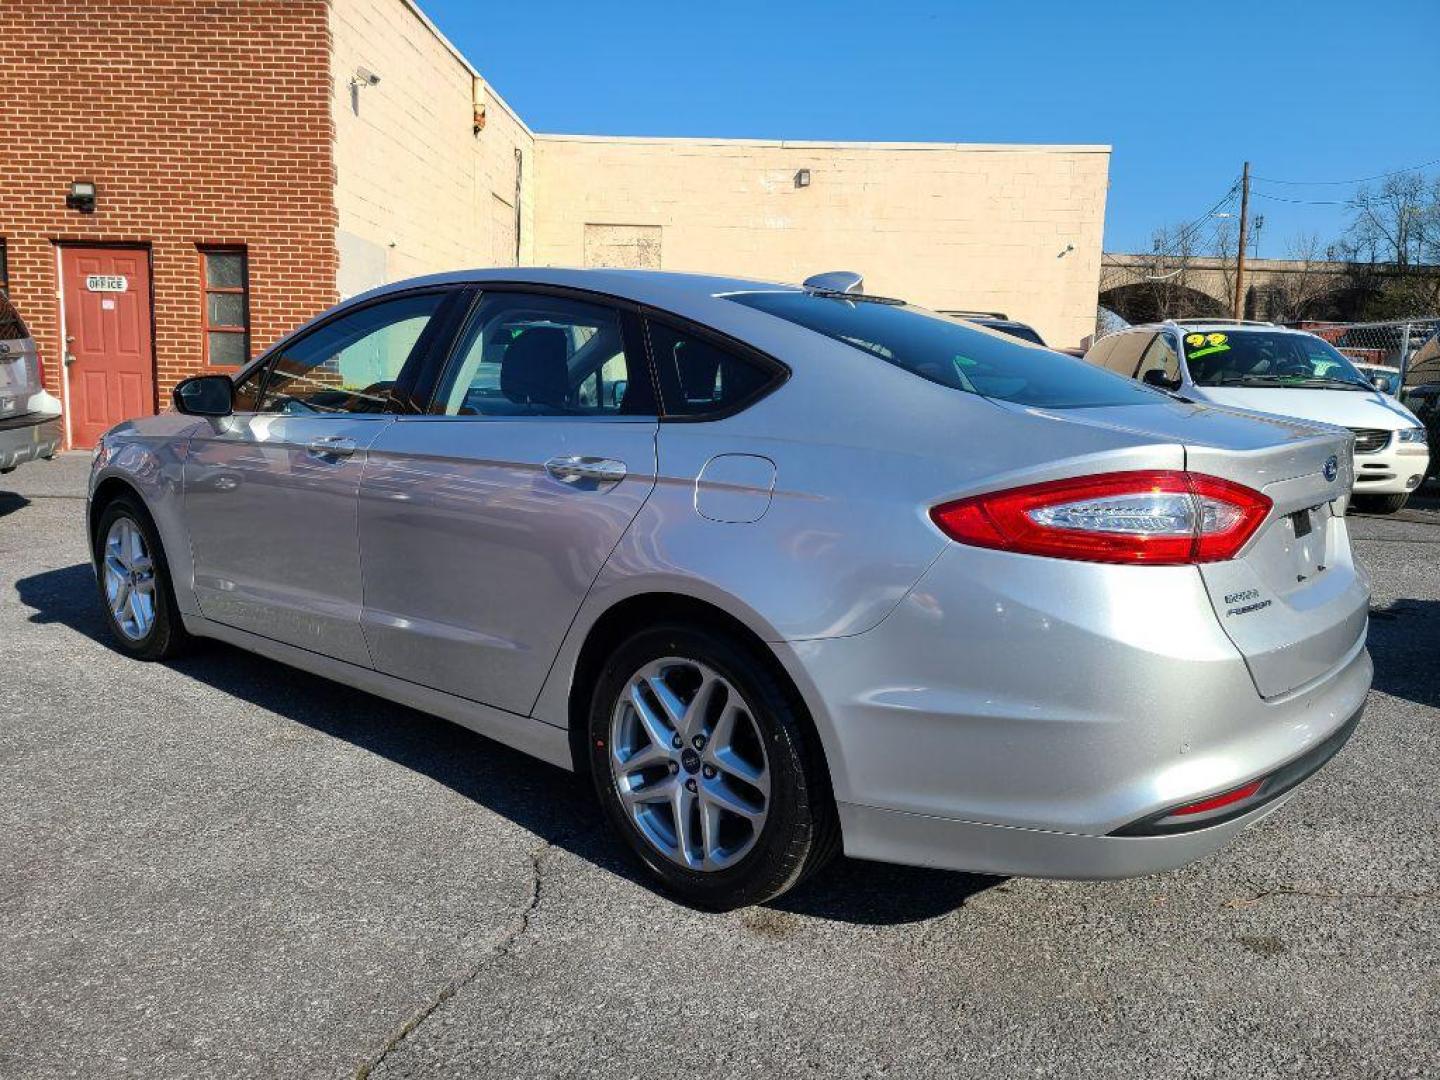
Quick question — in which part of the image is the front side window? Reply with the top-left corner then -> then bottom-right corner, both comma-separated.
259,291 -> 446,414
727,291 -> 1156,409
434,292 -> 652,417
200,248 -> 250,367
1136,334 -> 1181,388
1182,330 -> 1370,389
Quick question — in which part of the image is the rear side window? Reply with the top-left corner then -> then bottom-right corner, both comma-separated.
647,318 -> 781,417
727,291 -> 1156,409
1083,335 -> 1117,369
0,292 -> 28,342
1104,333 -> 1150,377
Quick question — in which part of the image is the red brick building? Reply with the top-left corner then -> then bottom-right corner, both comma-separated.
0,0 -> 337,447
2,0 -> 1107,450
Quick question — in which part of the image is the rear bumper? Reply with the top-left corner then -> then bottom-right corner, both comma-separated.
781,543 -> 1373,880
840,786 -> 1301,880
842,703 -> 1362,879
0,411 -> 63,472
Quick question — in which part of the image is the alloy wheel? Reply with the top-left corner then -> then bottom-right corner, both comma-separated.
102,516 -> 157,641
608,657 -> 771,871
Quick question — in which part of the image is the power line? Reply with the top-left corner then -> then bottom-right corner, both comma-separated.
1252,191 -> 1351,206
1252,156 -> 1440,186
1151,179 -> 1241,258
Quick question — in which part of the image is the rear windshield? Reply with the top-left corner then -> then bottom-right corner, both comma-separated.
0,293 -> 28,342
1181,330 -> 1370,389
726,291 -> 1156,408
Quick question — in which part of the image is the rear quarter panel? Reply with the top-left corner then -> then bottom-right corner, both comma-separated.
529,345 -> 1197,732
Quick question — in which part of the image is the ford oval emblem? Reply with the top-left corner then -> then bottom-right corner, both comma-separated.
1323,455 -> 1339,482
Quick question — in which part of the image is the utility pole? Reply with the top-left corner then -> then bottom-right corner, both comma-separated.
1232,161 -> 1251,320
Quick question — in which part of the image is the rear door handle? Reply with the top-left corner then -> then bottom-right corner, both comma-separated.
544,455 -> 626,485
306,435 -> 356,459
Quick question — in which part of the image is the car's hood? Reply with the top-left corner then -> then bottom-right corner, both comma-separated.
104,411 -> 213,441
1191,386 -> 1419,429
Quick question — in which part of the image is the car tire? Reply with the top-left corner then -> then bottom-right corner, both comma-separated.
94,494 -> 194,661
588,622 -> 838,910
1355,493 -> 1410,515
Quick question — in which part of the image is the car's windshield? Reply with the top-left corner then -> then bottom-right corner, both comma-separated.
1181,329 -> 1371,389
727,291 -> 1158,408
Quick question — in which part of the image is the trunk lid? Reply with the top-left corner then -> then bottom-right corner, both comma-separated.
1186,426 -> 1369,698
1019,399 -> 1369,699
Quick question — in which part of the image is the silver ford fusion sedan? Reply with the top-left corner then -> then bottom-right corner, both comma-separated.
87,268 -> 1371,909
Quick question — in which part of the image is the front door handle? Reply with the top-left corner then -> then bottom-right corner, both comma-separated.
306,435 -> 357,459
544,455 -> 626,485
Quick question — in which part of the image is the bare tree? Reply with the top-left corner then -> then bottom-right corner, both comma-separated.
1347,171 -> 1437,266
1244,232 -> 1345,321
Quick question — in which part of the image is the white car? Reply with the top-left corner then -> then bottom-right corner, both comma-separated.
1085,320 -> 1430,513
0,293 -> 63,474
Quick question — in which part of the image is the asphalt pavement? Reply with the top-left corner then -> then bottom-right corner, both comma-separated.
1,453 -> 1436,1079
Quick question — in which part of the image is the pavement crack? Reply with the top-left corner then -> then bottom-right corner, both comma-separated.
354,841 -> 552,1080
1226,884 -> 1438,909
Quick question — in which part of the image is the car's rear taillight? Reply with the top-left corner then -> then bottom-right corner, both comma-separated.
929,470 -> 1271,565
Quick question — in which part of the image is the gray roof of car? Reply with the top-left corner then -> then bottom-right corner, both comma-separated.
252,267 -> 866,380
351,267 -> 803,309
1121,320 -> 1306,336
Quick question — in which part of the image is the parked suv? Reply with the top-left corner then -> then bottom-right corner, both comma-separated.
0,293 -> 63,474
1085,320 -> 1429,513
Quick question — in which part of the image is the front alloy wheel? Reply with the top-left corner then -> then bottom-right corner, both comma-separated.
93,495 -> 192,660
102,516 -> 157,641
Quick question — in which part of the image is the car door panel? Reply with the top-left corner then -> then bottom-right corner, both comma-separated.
184,287 -> 462,667
186,415 -> 393,665
358,418 -> 657,713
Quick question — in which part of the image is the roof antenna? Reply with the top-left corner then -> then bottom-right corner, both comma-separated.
802,270 -> 864,294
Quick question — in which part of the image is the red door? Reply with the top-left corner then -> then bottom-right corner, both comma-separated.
60,246 -> 156,449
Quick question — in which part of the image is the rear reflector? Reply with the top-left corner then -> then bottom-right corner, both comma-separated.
929,470 -> 1271,565
1167,779 -> 1265,817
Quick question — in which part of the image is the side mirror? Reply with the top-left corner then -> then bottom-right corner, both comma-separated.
1142,369 -> 1179,391
173,374 -> 235,417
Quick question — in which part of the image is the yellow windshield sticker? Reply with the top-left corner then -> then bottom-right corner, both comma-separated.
1186,331 -> 1231,360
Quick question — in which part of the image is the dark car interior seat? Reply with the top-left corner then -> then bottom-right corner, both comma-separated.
501,327 -> 570,410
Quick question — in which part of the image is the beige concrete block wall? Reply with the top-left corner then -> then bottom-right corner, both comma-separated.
533,136 -> 1109,348
329,0 -> 534,298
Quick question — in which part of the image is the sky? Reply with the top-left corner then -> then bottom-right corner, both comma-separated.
419,0 -> 1439,258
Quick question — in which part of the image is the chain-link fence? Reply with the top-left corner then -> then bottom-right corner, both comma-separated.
1296,318 -> 1440,480
1293,318 -> 1440,390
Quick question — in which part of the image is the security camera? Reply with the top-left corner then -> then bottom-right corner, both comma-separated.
353,66 -> 381,87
